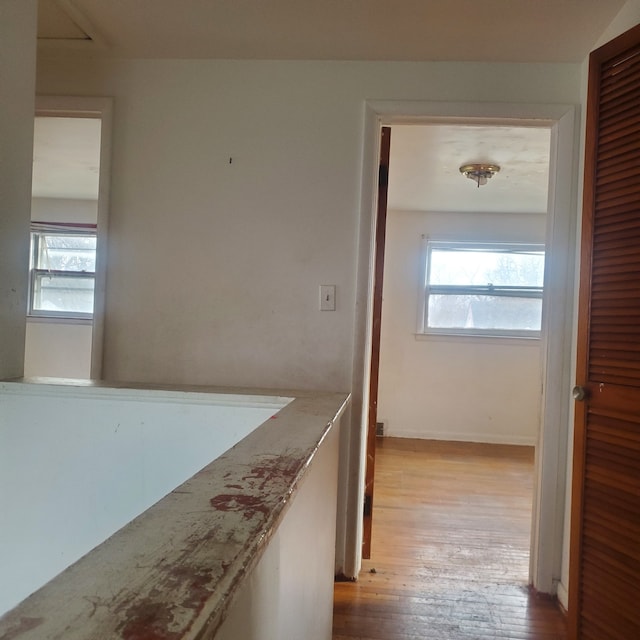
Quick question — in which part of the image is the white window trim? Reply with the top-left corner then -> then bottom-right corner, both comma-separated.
417,237 -> 545,340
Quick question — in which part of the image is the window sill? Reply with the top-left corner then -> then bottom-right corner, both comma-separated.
414,332 -> 541,347
27,316 -> 93,326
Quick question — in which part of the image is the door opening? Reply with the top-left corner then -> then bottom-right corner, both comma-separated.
24,97 -> 112,380
345,101 -> 577,594
364,121 -> 551,573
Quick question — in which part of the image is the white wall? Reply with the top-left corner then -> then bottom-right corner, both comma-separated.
0,0 -> 37,379
593,0 -> 640,48
24,322 -> 93,378
31,197 -> 98,224
215,419 -> 340,640
377,210 -> 545,445
0,381 -> 289,616
34,56 -> 582,585
35,58 -> 582,392
33,59 -> 583,589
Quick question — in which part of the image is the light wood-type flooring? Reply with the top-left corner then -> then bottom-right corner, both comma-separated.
333,438 -> 567,640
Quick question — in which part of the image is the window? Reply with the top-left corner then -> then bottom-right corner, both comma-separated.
28,226 -> 97,319
421,241 -> 545,338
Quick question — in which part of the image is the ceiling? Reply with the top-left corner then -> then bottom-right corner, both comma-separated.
32,116 -> 101,200
388,125 -> 551,214
37,0 -> 624,63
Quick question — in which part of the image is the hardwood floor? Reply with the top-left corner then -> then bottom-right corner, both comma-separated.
333,438 -> 567,640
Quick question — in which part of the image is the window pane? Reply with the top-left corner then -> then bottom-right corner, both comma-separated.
429,248 -> 544,288
37,235 -> 96,272
33,274 -> 95,315
428,294 -> 542,332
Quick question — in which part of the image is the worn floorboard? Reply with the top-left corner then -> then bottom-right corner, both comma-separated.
333,438 -> 567,640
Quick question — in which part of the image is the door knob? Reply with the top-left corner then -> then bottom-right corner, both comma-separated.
572,385 -> 587,401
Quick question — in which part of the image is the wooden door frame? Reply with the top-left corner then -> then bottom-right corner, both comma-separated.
345,100 -> 578,592
362,126 -> 391,559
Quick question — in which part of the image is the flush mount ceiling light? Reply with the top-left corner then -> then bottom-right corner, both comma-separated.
459,163 -> 501,187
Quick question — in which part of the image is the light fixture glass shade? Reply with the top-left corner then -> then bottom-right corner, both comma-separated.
459,163 -> 500,187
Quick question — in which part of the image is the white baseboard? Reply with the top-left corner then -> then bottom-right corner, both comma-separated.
385,428 -> 537,446
556,580 -> 569,611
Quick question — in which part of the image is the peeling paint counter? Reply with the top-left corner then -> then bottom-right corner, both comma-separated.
0,380 -> 350,639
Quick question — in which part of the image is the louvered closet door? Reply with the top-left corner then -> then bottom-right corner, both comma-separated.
569,23 -> 640,640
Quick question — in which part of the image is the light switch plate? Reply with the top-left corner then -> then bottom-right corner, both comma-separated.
319,285 -> 336,311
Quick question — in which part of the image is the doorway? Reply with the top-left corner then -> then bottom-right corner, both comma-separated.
24,96 -> 112,380
340,101 -> 577,594
367,121 -> 552,581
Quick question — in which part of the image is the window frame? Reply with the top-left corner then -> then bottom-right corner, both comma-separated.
419,239 -> 545,340
28,226 -> 97,321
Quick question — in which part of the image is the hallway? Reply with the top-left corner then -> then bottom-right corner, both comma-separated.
333,438 -> 567,639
